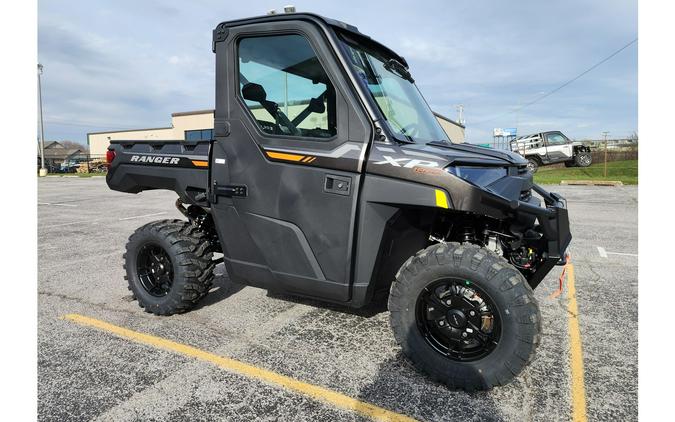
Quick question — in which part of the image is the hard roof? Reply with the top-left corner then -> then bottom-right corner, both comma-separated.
213,12 -> 407,67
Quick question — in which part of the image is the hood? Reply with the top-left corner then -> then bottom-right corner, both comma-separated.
402,141 -> 528,167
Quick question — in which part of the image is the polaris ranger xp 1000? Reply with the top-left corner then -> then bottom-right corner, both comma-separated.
106,13 -> 571,390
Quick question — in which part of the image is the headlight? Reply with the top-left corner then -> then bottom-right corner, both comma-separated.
446,166 -> 507,186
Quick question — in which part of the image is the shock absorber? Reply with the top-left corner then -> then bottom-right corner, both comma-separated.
461,227 -> 476,243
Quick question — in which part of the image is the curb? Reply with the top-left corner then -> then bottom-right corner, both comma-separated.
560,180 -> 623,186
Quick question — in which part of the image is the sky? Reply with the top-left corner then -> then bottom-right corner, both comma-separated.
38,0 -> 638,144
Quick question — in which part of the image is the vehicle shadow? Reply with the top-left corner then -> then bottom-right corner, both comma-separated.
356,350 -> 506,422
193,262 -> 389,317
265,289 -> 389,318
193,263 -> 245,310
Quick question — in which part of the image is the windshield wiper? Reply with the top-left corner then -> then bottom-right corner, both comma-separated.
391,134 -> 415,144
427,140 -> 451,146
384,59 -> 414,83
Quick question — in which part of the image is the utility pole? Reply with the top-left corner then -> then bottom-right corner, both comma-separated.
602,131 -> 609,178
38,63 -> 47,177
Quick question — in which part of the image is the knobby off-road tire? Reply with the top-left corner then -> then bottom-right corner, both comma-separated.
124,219 -> 215,316
388,242 -> 541,391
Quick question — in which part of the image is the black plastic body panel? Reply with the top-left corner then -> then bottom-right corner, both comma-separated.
106,141 -> 210,205
351,176 -> 442,307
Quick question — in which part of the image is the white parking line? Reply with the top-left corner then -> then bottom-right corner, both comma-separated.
597,246 -> 638,258
606,251 -> 638,257
41,220 -> 94,228
118,212 -> 167,221
596,246 -> 608,258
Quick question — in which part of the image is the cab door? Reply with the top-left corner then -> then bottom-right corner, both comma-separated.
210,22 -> 371,302
544,132 -> 574,162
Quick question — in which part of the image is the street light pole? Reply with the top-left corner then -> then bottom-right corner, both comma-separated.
38,63 -> 47,176
602,131 -> 610,178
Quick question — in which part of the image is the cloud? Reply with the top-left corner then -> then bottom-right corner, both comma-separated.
37,0 -> 637,143
168,55 -> 194,66
399,39 -> 461,65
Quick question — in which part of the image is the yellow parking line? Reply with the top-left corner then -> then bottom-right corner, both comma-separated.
566,264 -> 588,422
63,313 -> 416,422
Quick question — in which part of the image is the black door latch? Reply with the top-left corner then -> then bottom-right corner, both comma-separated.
210,182 -> 247,203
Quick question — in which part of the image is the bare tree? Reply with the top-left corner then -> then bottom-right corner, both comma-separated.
628,131 -> 638,142
60,140 -> 89,152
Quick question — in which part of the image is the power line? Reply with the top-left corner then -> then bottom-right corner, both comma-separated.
473,38 -> 638,125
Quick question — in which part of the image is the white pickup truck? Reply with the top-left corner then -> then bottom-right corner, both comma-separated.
510,131 -> 592,173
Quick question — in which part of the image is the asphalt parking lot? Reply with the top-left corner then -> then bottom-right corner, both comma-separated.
38,177 -> 638,421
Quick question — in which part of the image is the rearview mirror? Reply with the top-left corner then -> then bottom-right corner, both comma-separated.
242,83 -> 267,103
307,97 -> 325,114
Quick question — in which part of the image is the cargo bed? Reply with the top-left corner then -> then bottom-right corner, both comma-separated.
106,140 -> 211,205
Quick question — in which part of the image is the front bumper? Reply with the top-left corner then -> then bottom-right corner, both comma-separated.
440,172 -> 572,289
514,184 -> 572,288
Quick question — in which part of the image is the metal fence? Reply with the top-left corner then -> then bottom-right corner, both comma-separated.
472,141 -> 638,165
38,154 -> 108,174
590,148 -> 638,164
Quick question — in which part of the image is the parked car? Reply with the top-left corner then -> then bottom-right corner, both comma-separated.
59,160 -> 81,173
510,131 -> 592,172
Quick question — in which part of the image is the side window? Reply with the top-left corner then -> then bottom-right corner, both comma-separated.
546,133 -> 567,145
238,34 -> 337,139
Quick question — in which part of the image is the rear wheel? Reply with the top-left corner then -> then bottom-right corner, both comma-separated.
575,152 -> 592,167
526,157 -> 539,173
124,219 -> 215,315
388,242 -> 540,391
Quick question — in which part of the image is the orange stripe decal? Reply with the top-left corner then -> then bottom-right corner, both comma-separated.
191,160 -> 209,167
266,151 -> 306,162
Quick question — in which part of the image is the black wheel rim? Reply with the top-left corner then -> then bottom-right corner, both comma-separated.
136,243 -> 174,297
415,278 -> 501,361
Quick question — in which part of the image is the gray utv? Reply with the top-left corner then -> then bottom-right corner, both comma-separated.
106,12 -> 571,390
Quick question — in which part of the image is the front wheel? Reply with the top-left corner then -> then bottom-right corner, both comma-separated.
388,243 -> 541,391
575,152 -> 592,167
526,158 -> 539,173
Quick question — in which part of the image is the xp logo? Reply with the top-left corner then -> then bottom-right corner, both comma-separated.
130,155 -> 180,165
374,156 -> 439,168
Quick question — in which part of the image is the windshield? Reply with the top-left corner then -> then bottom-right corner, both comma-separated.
340,37 -> 451,144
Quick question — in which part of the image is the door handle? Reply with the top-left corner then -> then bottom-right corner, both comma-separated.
324,175 -> 351,196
